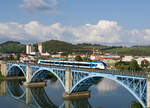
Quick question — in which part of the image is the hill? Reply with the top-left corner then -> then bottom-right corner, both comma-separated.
41,40 -> 108,55
42,40 -> 79,54
1,40 -> 150,56
0,40 -> 107,55
0,41 -> 25,53
102,46 -> 150,56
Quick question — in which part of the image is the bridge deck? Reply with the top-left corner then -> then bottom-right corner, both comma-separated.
9,62 -> 147,78
37,64 -> 148,77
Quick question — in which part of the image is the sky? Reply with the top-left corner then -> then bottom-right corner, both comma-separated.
0,0 -> 150,46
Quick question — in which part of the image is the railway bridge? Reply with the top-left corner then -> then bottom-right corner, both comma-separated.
0,61 -> 150,108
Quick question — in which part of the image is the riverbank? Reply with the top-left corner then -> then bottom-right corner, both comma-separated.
0,72 -> 4,78
0,72 -> 4,84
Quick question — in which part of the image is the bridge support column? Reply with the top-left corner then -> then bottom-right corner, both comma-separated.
24,65 -> 31,87
0,61 -> 6,77
147,77 -> 150,108
26,65 -> 31,83
63,68 -> 90,99
24,65 -> 46,87
65,68 -> 72,94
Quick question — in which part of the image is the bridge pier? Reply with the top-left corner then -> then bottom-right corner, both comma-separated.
26,65 -> 31,83
65,68 -> 72,94
63,68 -> 90,99
24,65 -> 31,87
23,65 -> 46,87
0,61 -> 6,77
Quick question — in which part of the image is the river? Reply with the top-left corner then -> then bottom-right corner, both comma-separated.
0,77 -> 139,108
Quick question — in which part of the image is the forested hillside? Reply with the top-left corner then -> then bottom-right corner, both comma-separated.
0,41 -> 25,53
1,40 -> 150,56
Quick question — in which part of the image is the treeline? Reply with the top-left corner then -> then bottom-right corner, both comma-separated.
0,41 -> 25,53
42,40 -> 101,55
1,40 -> 150,56
130,101 -> 143,108
115,59 -> 150,71
103,46 -> 150,56
42,40 -> 80,55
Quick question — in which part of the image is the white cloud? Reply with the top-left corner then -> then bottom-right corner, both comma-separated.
20,0 -> 59,13
0,20 -> 150,46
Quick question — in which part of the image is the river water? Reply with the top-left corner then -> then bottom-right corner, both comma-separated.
0,78 -> 137,108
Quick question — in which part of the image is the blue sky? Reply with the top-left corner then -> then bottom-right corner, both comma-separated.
0,0 -> 150,45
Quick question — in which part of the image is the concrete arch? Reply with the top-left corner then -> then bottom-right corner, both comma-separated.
29,67 -> 66,91
6,64 -> 26,77
70,73 -> 146,108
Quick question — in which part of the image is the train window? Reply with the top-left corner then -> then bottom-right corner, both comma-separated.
54,62 -> 60,64
91,64 -> 97,66
61,62 -> 65,65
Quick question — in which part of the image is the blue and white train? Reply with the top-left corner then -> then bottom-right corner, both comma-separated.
38,59 -> 107,69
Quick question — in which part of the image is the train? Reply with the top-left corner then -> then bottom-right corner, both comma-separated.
38,59 -> 107,69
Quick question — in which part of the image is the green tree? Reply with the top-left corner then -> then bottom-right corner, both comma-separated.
141,59 -> 149,68
115,61 -> 129,70
0,72 -> 3,78
130,101 -> 143,108
9,55 -> 14,61
63,58 -> 68,61
82,57 -> 92,62
75,55 -> 83,61
129,60 -> 139,70
16,53 -> 20,60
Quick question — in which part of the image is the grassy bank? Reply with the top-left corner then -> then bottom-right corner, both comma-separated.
0,72 -> 3,78
0,72 -> 4,84
0,72 -> 4,79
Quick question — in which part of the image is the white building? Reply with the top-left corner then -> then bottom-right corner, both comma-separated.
38,42 -> 42,54
26,44 -> 36,55
122,56 -> 134,62
20,55 -> 35,63
26,42 -> 50,56
41,52 -> 50,56
26,45 -> 31,54
135,57 -> 150,65
90,55 -> 100,60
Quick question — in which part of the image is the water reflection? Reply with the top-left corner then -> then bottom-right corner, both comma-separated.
96,78 -> 120,94
0,80 -> 91,108
0,80 -> 6,96
0,77 -> 140,108
6,80 -> 25,99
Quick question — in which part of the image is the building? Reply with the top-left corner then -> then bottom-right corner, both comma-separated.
26,42 -> 50,56
38,42 -> 42,54
20,55 -> 35,63
90,55 -> 100,60
122,56 -> 134,62
68,54 -> 86,58
26,44 -> 36,55
26,45 -> 31,55
135,57 -> 150,65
